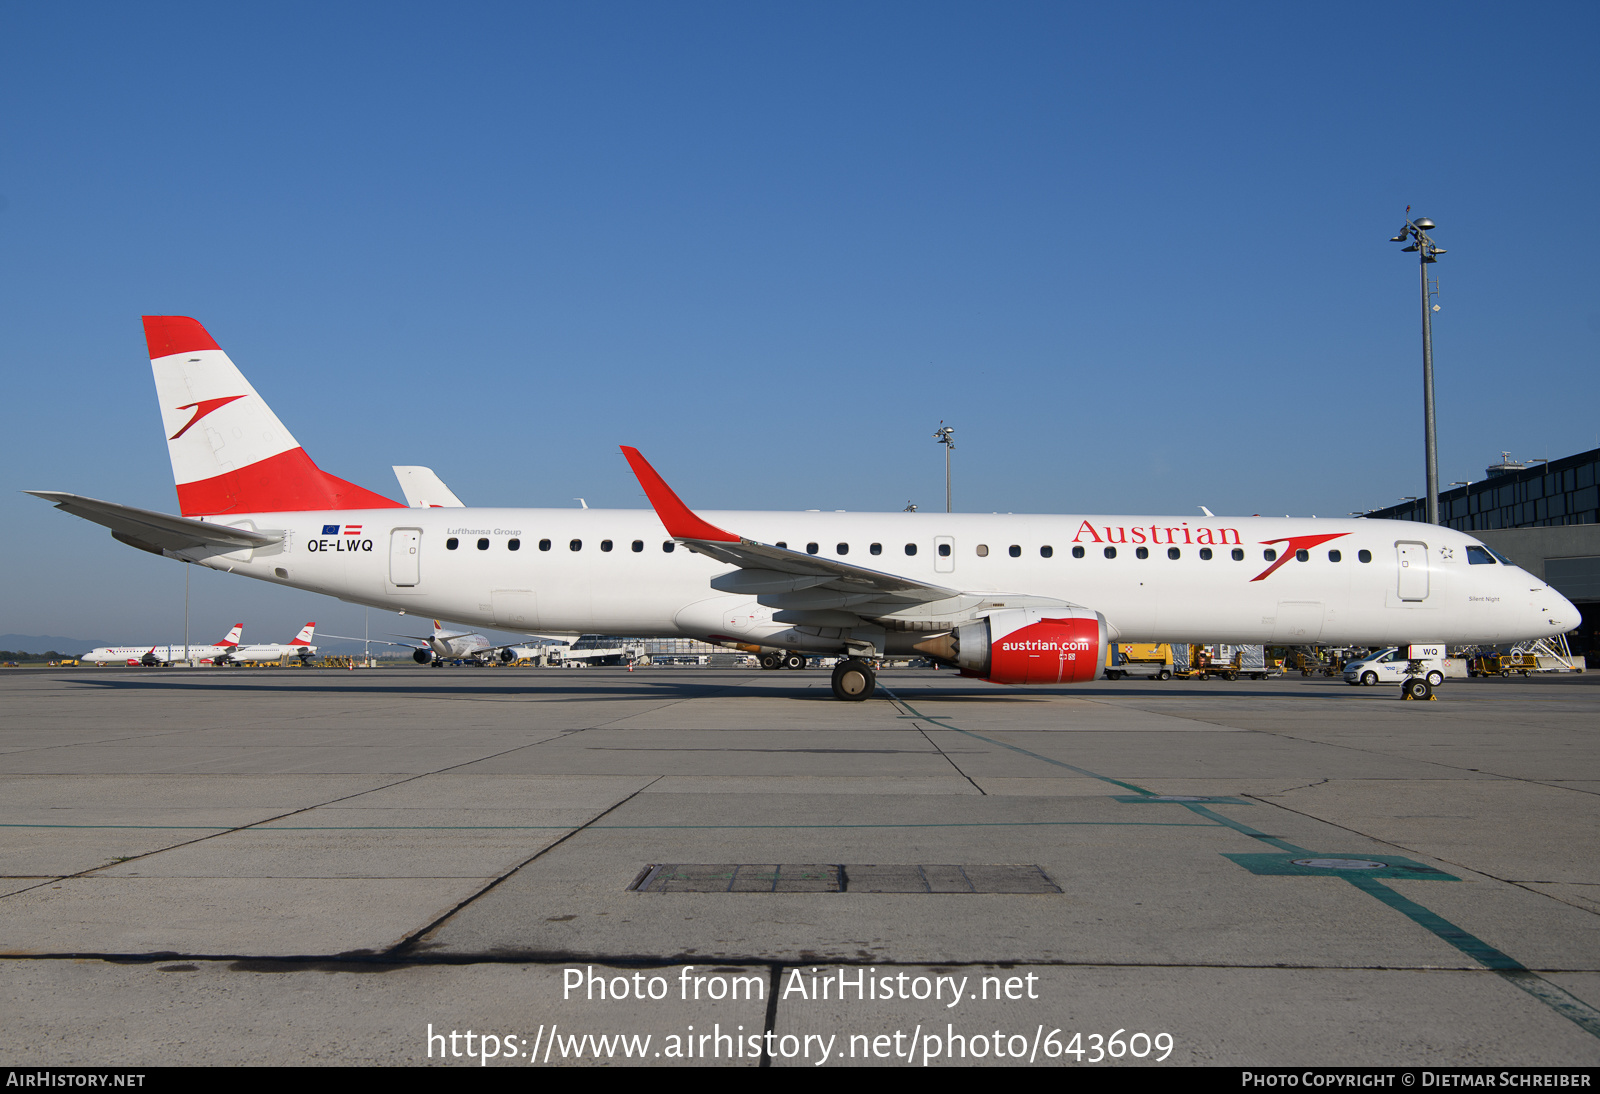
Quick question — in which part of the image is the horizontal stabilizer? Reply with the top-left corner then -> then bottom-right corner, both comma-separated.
26,491 -> 281,555
392,466 -> 465,508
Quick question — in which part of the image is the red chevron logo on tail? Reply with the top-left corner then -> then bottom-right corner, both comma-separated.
170,395 -> 247,440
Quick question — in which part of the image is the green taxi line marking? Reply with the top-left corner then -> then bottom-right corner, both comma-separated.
883,686 -> 1600,1041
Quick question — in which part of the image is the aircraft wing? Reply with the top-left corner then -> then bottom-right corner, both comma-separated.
26,491 -> 282,555
620,447 -> 959,607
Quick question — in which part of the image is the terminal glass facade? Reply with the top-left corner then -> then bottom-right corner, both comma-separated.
1366,448 -> 1599,530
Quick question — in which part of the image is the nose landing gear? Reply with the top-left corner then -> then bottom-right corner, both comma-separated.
1402,677 -> 1434,700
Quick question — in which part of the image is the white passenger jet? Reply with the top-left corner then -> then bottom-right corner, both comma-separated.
218,623 -> 318,665
30,317 -> 1580,701
83,623 -> 243,666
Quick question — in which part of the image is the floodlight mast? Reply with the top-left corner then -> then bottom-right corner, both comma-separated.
933,423 -> 955,513
1389,213 -> 1447,524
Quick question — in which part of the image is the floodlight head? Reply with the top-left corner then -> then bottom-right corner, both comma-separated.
1390,234 -> 1409,242
1430,247 -> 1447,255
1413,218 -> 1435,230
1401,244 -> 1420,252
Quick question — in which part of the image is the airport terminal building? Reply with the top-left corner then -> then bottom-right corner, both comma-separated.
1365,447 -> 1599,655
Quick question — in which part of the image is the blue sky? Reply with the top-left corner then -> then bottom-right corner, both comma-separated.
4,2 -> 1597,646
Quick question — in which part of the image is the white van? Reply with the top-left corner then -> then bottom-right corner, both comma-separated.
1343,647 -> 1446,688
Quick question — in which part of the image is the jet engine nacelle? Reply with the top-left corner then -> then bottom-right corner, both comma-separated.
413,648 -> 433,665
499,646 -> 542,664
915,607 -> 1108,685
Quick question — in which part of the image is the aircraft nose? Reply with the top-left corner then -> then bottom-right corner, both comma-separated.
1550,589 -> 1581,633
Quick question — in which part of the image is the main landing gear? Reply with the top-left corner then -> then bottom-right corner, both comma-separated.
831,658 -> 877,702
760,652 -> 809,670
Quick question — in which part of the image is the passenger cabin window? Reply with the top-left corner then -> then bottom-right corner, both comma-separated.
1008,545 -> 1020,557
1231,548 -> 1245,561
976,544 -> 989,557
836,543 -> 848,555
601,540 -> 612,552
1168,547 -> 1180,560
1072,546 -> 1085,558
477,538 -> 490,551
539,539 -> 552,551
870,543 -> 882,555
1358,550 -> 1372,563
1199,547 -> 1212,560
1295,549 -> 1309,562
446,538 -> 459,551
662,541 -> 675,553
1135,546 -> 1149,559
1263,549 -> 1277,562
508,538 -> 520,551
775,541 -> 787,549
1104,546 -> 1117,559
569,539 -> 582,552
905,543 -> 917,556
1466,546 -> 1495,564
1040,546 -> 1053,558
806,542 -> 819,555
1328,550 -> 1341,562
937,543 -> 951,557
631,540 -> 643,553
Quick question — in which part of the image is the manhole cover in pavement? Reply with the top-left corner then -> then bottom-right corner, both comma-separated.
630,864 -> 1059,894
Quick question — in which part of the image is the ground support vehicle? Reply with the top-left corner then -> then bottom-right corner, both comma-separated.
1104,643 -> 1174,680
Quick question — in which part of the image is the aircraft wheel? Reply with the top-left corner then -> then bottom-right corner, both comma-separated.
1403,677 -> 1432,701
831,658 -> 876,701
1361,671 -> 1378,686
783,652 -> 806,670
759,653 -> 782,670
431,661 -> 443,668
1426,670 -> 1444,688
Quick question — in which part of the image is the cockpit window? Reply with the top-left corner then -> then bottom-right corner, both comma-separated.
1487,547 -> 1516,566
1466,545 -> 1496,565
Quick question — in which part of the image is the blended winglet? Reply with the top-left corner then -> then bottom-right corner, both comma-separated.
620,447 -> 739,543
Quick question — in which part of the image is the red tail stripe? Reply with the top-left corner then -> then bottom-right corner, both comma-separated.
176,447 -> 403,516
143,316 -> 221,358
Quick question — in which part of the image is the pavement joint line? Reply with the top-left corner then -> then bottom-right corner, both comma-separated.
884,688 -> 1158,797
386,776 -> 665,958
0,770 -> 433,901
0,821 -> 1224,831
759,964 -> 782,1068
17,952 -> 1598,971
885,685 -> 1600,1043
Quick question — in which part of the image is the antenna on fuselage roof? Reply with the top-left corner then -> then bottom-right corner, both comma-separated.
574,498 -> 588,509
1198,505 -> 1213,517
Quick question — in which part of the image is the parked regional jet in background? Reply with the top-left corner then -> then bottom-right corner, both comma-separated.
321,619 -> 523,666
219,623 -> 318,665
30,317 -> 1581,700
83,624 -> 243,666
395,620 -> 505,666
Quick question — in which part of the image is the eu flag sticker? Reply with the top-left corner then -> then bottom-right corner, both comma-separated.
322,524 -> 340,535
